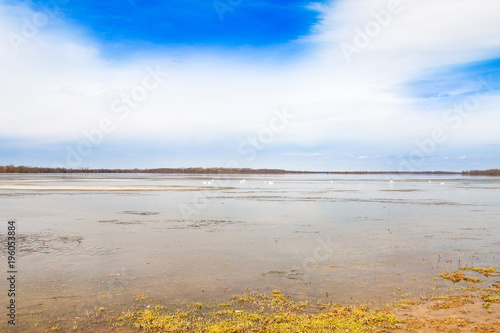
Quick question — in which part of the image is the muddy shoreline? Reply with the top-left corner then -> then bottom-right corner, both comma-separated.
6,267 -> 499,332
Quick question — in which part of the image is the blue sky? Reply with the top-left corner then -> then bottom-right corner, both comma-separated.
24,0 -> 322,57
1,0 -> 500,171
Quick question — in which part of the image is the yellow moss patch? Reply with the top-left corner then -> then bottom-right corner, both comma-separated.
440,271 -> 482,283
432,294 -> 473,300
482,281 -> 500,293
430,295 -> 474,310
135,293 -> 153,302
459,266 -> 500,277
462,286 -> 481,291
394,300 -> 421,309
117,291 -> 400,332
480,293 -> 500,308
118,310 -> 190,332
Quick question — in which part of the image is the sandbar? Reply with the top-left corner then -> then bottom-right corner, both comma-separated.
0,184 -> 226,191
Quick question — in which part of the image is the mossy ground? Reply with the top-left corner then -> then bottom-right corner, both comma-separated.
439,271 -> 483,283
459,266 -> 500,278
13,266 -> 500,332
115,290 -> 400,332
113,266 -> 499,332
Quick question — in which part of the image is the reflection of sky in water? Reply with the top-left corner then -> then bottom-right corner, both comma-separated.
0,174 -> 499,305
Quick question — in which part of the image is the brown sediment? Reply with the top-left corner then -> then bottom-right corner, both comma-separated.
394,300 -> 422,309
473,322 -> 500,332
429,294 -> 475,310
404,317 -> 472,331
395,297 -> 499,332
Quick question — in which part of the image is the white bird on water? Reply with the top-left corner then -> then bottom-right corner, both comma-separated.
240,179 -> 246,184
264,181 -> 274,185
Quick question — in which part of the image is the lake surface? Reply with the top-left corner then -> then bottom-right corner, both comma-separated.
1,173 -> 499,320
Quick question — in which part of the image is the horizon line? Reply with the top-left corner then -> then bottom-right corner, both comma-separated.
1,165 -> 499,175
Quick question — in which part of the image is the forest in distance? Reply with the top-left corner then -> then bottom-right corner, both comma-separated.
0,165 -> 499,176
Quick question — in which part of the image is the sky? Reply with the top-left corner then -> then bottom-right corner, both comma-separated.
0,0 -> 499,171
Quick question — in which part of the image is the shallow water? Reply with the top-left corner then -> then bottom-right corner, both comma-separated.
1,173 -> 499,319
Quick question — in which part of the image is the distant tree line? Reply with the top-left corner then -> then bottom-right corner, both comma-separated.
0,165 -> 304,174
1,165 -> 498,175
462,169 -> 500,176
324,171 -> 458,175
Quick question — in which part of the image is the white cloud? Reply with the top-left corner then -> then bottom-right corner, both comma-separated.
1,0 -> 500,169
308,0 -> 500,67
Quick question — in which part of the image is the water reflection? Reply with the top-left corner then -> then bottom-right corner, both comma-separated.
0,173 -> 499,309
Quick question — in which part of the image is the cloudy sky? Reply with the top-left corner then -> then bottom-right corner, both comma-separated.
1,0 -> 499,171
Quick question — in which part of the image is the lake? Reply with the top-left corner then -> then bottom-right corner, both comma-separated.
1,173 -> 499,326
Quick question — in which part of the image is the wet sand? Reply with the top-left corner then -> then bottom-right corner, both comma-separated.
394,299 -> 500,332
6,275 -> 499,332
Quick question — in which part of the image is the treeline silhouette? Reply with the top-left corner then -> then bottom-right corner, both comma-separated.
462,169 -> 500,176
0,165 -> 303,174
1,165 -> 497,175
324,171 -> 458,175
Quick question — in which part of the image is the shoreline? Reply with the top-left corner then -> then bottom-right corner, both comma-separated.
8,268 -> 499,332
